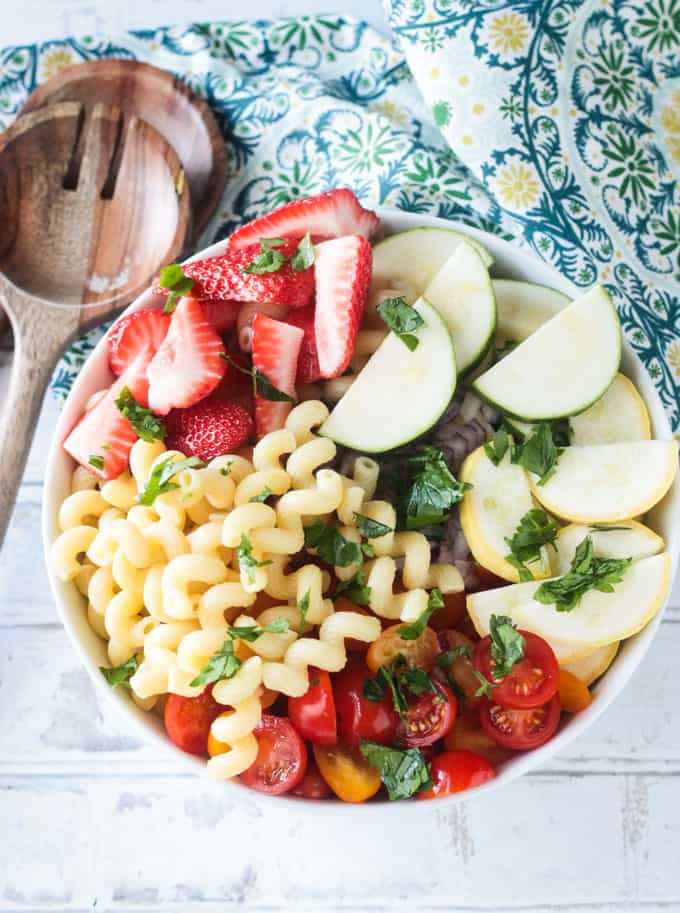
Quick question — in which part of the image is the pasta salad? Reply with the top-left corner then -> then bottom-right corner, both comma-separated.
51,189 -> 677,801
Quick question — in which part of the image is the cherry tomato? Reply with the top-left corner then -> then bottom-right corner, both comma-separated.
438,629 -> 481,704
333,656 -> 398,747
473,630 -> 559,709
164,687 -> 222,756
470,563 -> 507,591
397,682 -> 458,748
457,611 -> 482,643
292,754 -> 332,799
479,695 -> 561,751
444,706 -> 511,767
366,623 -> 440,673
313,743 -> 381,803
419,750 -> 495,798
240,714 -> 308,795
288,669 -> 337,745
558,668 -> 592,713
428,591 -> 467,632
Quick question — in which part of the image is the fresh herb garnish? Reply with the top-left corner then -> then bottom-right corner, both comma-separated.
115,386 -> 166,442
331,570 -> 372,606
534,535 -> 632,612
400,446 -> 471,531
363,654 -> 447,719
137,455 -> 205,505
237,532 -> 273,583
488,614 -> 525,680
226,617 -> 290,642
221,355 -> 296,404
512,423 -> 565,486
249,487 -> 272,503
190,640 -> 242,687
88,454 -> 105,471
473,669 -> 498,698
504,508 -> 559,582
436,644 -> 473,667
304,520 -> 364,567
398,589 -> 444,640
359,739 -> 432,800
100,655 -> 139,688
298,590 -> 310,633
242,237 -> 288,275
158,263 -> 195,314
352,512 -> 394,539
589,524 -> 632,532
377,295 -> 425,351
484,427 -> 510,466
290,232 -> 315,271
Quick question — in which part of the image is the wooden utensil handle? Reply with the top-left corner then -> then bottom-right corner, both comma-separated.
0,281 -> 74,547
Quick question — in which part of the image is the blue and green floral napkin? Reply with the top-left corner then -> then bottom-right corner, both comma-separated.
0,9 -> 677,427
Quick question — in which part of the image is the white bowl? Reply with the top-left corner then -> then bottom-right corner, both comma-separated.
42,208 -> 680,810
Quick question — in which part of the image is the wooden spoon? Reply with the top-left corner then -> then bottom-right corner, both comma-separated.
0,100 -> 190,545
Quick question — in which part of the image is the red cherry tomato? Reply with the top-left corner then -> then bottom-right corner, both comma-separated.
419,750 -> 496,798
397,682 -> 458,748
292,754 -> 332,799
473,631 -> 559,709
288,669 -> 337,745
164,687 -> 222,756
479,695 -> 561,751
333,656 -> 399,748
240,715 -> 308,795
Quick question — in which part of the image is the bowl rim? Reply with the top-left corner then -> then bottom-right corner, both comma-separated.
41,207 -> 680,813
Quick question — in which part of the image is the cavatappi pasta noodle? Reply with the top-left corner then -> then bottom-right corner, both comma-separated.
51,401 -> 462,781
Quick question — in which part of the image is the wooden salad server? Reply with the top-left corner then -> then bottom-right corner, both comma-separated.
0,100 -> 190,546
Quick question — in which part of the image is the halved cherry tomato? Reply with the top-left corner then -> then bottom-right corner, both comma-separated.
366,623 -> 440,673
164,687 -> 222,756
438,629 -> 481,704
558,668 -> 592,713
313,742 -> 381,803
240,714 -> 307,795
288,669 -> 337,745
473,630 -> 559,709
293,754 -> 332,799
419,749 -> 495,798
333,656 -> 398,747
397,682 -> 457,748
428,591 -> 467,632
479,694 -> 561,751
444,706 -> 511,767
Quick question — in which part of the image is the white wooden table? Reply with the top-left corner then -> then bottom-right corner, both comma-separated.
2,2 -> 680,910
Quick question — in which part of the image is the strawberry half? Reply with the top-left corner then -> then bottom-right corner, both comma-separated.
107,308 -> 170,376
228,189 -> 380,251
63,346 -> 153,480
285,306 -> 321,384
155,240 -> 313,310
147,297 -> 227,416
251,314 -> 304,437
314,235 -> 372,379
165,399 -> 254,462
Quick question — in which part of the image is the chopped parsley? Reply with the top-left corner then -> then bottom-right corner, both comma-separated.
488,614 -> 525,680
331,570 -> 372,606
400,446 -> 471,532
226,617 -> 290,642
115,386 -> 166,442
535,535 -> 632,612
297,590 -> 310,633
352,512 -> 394,539
436,644 -> 473,667
237,533 -> 273,583
304,520 -> 365,567
398,589 -> 443,640
363,655 -> 448,719
290,232 -> 315,271
100,655 -> 140,688
473,669 -> 498,698
190,618 -> 290,687
359,740 -> 432,800
504,508 -> 559,582
158,263 -> 195,314
137,455 -> 205,506
484,427 -> 510,466
376,295 -> 425,351
512,422 -> 566,486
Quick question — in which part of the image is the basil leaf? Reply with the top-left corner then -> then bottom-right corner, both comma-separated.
242,237 -> 288,275
88,454 -> 105,471
298,590 -> 310,633
534,535 -> 632,612
290,232 -> 315,271
237,533 -> 273,583
488,614 -> 525,680
220,355 -> 297,404
100,655 -> 139,688
115,386 -> 166,443
436,645 -> 472,666
484,427 -> 510,466
473,669 -> 498,698
512,423 -> 564,486
401,446 -> 470,531
159,263 -> 195,314
398,589 -> 443,640
352,512 -> 394,539
190,640 -> 241,687
359,740 -> 432,800
249,487 -> 272,503
504,508 -> 558,581
331,571 -> 372,606
227,617 -> 290,642
377,296 -> 426,351
304,520 -> 363,567
363,676 -> 386,703
137,455 -> 205,506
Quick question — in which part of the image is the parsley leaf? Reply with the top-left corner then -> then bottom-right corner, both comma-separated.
398,589 -> 443,640
88,454 -> 105,471
137,455 -> 205,506
473,669 -> 498,698
226,618 -> 290,642
298,590 -> 310,633
364,655 -> 448,719
377,296 -> 425,351
290,232 -> 315,271
331,571 -> 372,606
488,614 -> 525,680
436,644 -> 472,667
304,520 -> 363,567
504,508 -> 558,582
484,427 -> 510,466
352,512 -> 394,539
100,655 -> 139,688
158,263 -> 195,314
242,237 -> 288,275
220,355 -> 297,404
359,739 -> 432,800
115,386 -> 166,443
190,640 -> 241,687
237,533 -> 272,583
512,423 -> 564,486
534,535 -> 632,612
249,487 -> 272,503
401,446 -> 471,531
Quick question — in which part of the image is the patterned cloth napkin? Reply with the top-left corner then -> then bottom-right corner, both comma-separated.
0,10 -> 677,427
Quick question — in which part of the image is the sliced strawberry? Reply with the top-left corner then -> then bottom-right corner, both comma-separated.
155,240 -> 313,309
314,235 -> 372,379
197,298 -> 241,333
63,346 -> 153,480
107,307 -> 170,376
228,189 -> 380,250
165,399 -> 254,462
212,344 -> 255,415
251,314 -> 304,437
285,306 -> 321,384
147,297 -> 227,416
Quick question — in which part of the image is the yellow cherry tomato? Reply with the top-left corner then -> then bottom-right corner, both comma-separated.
558,668 -> 592,713
313,743 -> 381,803
366,623 -> 440,673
